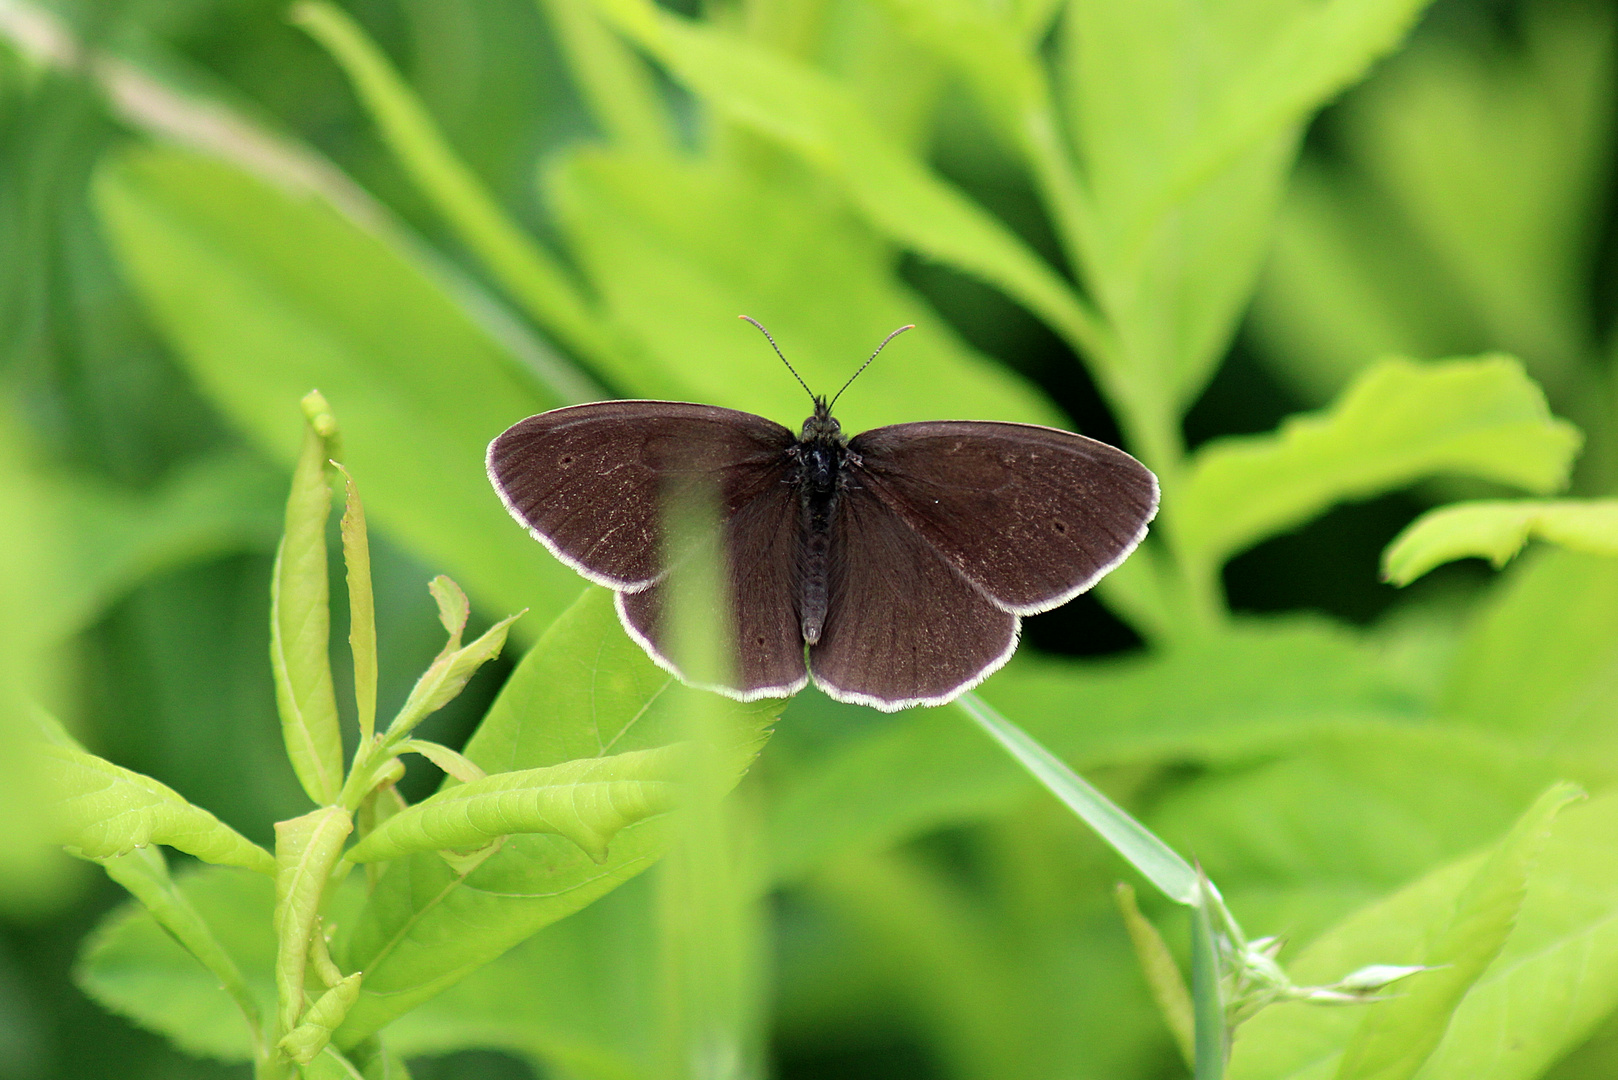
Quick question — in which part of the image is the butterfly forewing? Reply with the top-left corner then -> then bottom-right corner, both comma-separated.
487,401 -> 797,589
809,485 -> 1018,710
847,421 -> 1159,614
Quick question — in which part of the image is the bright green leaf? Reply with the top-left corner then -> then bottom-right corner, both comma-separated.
387,609 -> 523,739
291,0 -> 625,373
549,149 -> 1063,434
1383,499 -> 1618,584
540,0 -> 676,154
336,465 -> 378,745
1117,881 -> 1195,1066
77,865 -> 277,1062
93,145 -> 582,626
41,731 -> 275,876
1178,355 -> 1581,569
95,847 -> 265,1058
767,618 -> 1425,884
582,0 -> 1109,364
347,746 -> 686,864
1231,787 -> 1618,1080
1442,547 -> 1618,759
274,807 -> 353,1037
271,392 -> 345,806
334,588 -> 781,1046
281,972 -> 362,1065
1333,783 -> 1581,1080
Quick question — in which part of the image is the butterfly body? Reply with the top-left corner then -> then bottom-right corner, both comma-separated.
488,395 -> 1158,712
791,399 -> 848,645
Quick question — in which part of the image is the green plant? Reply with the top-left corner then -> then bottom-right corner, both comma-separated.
5,0 -> 1618,1077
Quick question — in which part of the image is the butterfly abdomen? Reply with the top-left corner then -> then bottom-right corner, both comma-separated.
797,435 -> 844,645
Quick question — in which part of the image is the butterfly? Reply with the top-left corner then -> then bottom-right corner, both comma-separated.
487,319 -> 1158,711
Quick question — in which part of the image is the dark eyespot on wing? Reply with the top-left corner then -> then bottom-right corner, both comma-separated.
809,486 -> 1017,711
488,401 -> 796,589
847,421 -> 1158,614
615,478 -> 807,699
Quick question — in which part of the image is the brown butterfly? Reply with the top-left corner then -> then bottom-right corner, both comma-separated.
488,320 -> 1157,711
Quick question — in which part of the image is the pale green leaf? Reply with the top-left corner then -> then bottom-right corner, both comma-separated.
335,465 -> 378,745
292,0 -> 630,378
398,739 -> 486,785
388,610 -> 523,738
548,149 -> 1061,434
76,865 -> 278,1062
1231,787 -> 1618,1080
582,0 -> 1109,363
93,145 -> 583,626
957,693 -> 1198,905
1333,783 -> 1581,1080
1178,355 -> 1581,569
540,0 -> 676,153
1383,499 -> 1618,585
347,746 -> 686,864
95,847 -> 264,1058
427,575 -> 470,652
1441,547 -> 1618,758
281,973 -> 362,1065
1146,0 -> 1434,231
274,807 -> 353,1036
271,393 -> 345,806
1060,0 -> 1305,409
42,737 -> 275,876
767,618 -> 1425,884
334,588 -> 781,1046
1116,882 -> 1196,1066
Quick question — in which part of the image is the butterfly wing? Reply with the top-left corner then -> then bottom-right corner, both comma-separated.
846,421 -> 1158,614
488,400 -> 807,697
808,485 -> 1018,711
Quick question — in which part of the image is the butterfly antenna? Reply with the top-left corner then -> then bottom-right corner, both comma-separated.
829,324 -> 914,410
740,315 -> 816,406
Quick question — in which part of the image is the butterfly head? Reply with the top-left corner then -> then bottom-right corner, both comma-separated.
801,395 -> 843,444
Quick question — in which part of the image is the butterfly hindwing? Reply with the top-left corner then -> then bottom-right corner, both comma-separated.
809,484 -> 1018,710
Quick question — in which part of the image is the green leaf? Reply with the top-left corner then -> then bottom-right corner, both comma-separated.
272,392 -> 345,807
387,609 -> 523,739
336,466 -> 378,745
290,0 -> 625,372
26,449 -> 284,645
539,0 -> 676,154
94,847 -> 265,1058
582,0 -> 1109,364
1383,499 -> 1618,585
767,618 -> 1425,885
1058,0 -> 1303,410
281,973 -> 363,1065
77,865 -> 277,1062
397,740 -> 486,785
1335,2 -> 1618,389
93,145 -> 582,625
1333,783 -> 1581,1080
274,807 -> 353,1037
334,588 -> 781,1046
1441,547 -> 1618,759
1231,787 -> 1618,1080
347,746 -> 686,864
548,150 -> 1063,435
1191,878 -> 1226,1080
1116,882 -> 1196,1066
41,727 -> 276,876
1178,355 -> 1582,569
957,693 -> 1198,905
1144,0 -> 1435,238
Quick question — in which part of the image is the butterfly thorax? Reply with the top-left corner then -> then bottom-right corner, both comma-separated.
795,401 -> 848,644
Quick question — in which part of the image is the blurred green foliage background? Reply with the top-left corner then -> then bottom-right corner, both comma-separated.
4,0 -> 1618,1077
